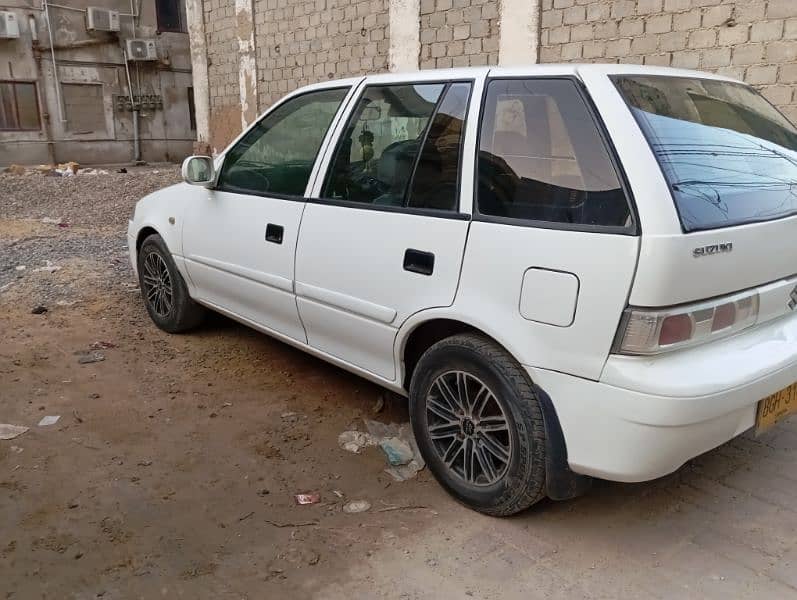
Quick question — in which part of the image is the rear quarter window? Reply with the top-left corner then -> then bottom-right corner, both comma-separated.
477,78 -> 632,230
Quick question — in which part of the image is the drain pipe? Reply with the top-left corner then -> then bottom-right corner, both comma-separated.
122,48 -> 141,163
42,0 -> 65,123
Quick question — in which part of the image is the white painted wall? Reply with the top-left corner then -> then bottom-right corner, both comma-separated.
389,0 -> 420,72
498,0 -> 541,66
186,0 -> 211,149
235,0 -> 259,129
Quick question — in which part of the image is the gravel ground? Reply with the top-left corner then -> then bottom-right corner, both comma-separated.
0,166 -> 180,228
0,167 -> 180,304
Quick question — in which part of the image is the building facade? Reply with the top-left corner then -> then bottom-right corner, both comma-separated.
188,0 -> 797,154
0,0 -> 195,166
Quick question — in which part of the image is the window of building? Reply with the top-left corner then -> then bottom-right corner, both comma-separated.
0,81 -> 40,131
156,0 -> 186,33
477,78 -> 631,229
63,83 -> 107,134
217,87 -> 349,197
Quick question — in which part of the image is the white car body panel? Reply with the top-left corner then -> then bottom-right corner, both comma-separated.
127,64 -> 797,484
182,188 -> 307,341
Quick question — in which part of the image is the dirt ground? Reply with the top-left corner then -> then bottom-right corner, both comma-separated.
1,168 -> 797,600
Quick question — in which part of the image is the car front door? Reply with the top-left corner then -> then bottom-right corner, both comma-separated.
182,86 -> 353,342
294,79 -> 477,380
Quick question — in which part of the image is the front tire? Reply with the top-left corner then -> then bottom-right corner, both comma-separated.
409,333 -> 547,516
137,233 -> 205,333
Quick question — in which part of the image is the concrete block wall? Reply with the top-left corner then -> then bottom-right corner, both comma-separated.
253,0 -> 389,109
419,0 -> 500,69
197,0 -> 797,150
539,0 -> 797,122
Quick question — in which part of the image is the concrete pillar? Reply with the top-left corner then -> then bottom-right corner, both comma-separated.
498,0 -> 541,65
185,0 -> 211,154
389,0 -> 420,72
235,0 -> 259,130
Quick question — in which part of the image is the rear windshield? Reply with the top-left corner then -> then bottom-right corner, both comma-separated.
613,75 -> 797,232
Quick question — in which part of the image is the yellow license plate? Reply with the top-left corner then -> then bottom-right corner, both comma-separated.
756,383 -> 797,434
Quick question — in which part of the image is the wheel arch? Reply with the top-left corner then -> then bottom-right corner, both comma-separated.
396,311 -> 592,501
135,226 -> 160,254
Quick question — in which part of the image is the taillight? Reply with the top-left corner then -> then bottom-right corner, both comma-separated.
615,291 -> 759,355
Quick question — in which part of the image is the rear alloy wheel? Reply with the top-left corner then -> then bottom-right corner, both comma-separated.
410,333 -> 547,516
137,233 -> 205,333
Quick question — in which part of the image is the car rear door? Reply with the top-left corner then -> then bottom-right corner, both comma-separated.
294,75 -> 481,380
182,85 -> 356,342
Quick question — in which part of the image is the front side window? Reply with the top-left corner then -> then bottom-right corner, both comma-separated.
323,82 -> 468,209
0,81 -> 40,131
218,88 -> 349,197
477,78 -> 630,228
614,75 -> 797,232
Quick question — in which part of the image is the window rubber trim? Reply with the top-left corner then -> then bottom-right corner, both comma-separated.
472,75 -> 640,236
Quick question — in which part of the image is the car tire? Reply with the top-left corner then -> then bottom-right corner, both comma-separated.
409,333 -> 547,516
137,233 -> 205,333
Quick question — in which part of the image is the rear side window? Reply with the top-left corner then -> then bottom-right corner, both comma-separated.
477,78 -> 630,229
322,82 -> 471,211
614,75 -> 797,232
218,88 -> 348,197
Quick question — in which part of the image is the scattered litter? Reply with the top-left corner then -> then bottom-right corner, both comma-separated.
5,164 -> 28,175
265,519 -> 318,528
379,437 -> 414,466
0,425 -> 28,440
372,394 -> 385,413
31,305 -> 48,315
55,161 -> 80,176
332,490 -> 344,498
57,222 -> 70,228
77,352 -> 105,364
15,265 -> 26,272
376,504 -> 434,513
89,340 -> 116,350
10,445 -> 23,454
137,459 -> 153,467
294,492 -> 321,505
238,511 -> 255,522
338,420 -> 426,480
41,217 -> 61,224
32,260 -> 61,273
337,430 -> 377,454
281,411 -> 298,419
68,501 -> 79,509
38,415 -> 60,427
117,167 -> 128,174
78,168 -> 109,175
342,500 -> 371,514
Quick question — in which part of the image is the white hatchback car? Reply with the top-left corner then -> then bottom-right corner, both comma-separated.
129,65 -> 797,515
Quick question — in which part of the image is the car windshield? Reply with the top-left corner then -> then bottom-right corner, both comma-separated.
613,75 -> 797,232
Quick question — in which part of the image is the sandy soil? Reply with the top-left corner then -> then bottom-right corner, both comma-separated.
2,169 -> 796,599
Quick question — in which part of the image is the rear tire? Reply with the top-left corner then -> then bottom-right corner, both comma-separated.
137,233 -> 205,333
409,333 -> 547,516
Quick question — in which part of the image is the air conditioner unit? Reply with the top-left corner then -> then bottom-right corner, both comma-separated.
87,7 -> 121,32
126,38 -> 158,61
0,11 -> 20,39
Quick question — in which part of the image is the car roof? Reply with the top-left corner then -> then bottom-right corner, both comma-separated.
298,63 -> 741,95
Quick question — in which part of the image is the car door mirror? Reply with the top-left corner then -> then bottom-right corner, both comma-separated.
181,155 -> 215,187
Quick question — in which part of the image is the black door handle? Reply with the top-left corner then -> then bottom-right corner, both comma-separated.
403,249 -> 435,276
265,223 -> 284,244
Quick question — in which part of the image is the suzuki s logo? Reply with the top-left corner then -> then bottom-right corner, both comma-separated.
693,243 -> 733,258
789,285 -> 797,311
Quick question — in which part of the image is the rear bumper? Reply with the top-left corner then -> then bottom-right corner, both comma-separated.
527,312 -> 797,482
